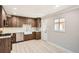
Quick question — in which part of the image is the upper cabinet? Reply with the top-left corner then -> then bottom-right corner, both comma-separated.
2,8 -> 7,27
0,6 -> 41,28
7,16 -> 28,27
0,6 -> 2,27
18,17 -> 28,27
7,15 -> 41,28
0,5 -> 7,28
2,8 -> 7,21
7,17 -> 13,27
31,18 -> 41,27
36,18 -> 41,27
32,19 -> 37,27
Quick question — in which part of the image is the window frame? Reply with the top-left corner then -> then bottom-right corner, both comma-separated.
54,17 -> 65,32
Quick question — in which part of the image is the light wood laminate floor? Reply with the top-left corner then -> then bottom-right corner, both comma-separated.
11,40 -> 68,53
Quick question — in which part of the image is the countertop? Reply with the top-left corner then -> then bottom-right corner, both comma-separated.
0,27 -> 41,36
0,27 -> 41,33
0,35 -> 11,39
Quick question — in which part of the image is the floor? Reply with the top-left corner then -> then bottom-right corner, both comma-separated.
11,40 -> 67,53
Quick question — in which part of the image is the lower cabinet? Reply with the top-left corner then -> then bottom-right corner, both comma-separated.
36,32 -> 41,39
0,37 -> 12,53
32,32 -> 36,39
32,32 -> 41,40
24,34 -> 32,41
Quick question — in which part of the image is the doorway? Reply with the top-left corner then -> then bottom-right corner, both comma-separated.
41,19 -> 48,40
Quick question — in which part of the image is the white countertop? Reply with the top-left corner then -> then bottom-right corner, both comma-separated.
0,27 -> 41,35
0,36 -> 11,39
1,27 -> 24,34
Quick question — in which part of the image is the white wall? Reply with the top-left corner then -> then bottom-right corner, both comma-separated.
42,8 -> 79,52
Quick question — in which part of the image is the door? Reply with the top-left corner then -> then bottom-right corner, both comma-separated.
41,19 -> 48,40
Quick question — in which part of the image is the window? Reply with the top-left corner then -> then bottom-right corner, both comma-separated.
54,18 -> 65,32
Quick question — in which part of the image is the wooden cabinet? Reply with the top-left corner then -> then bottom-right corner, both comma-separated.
32,19 -> 37,27
24,34 -> 32,41
7,16 -> 18,27
11,16 -> 18,27
18,17 -> 28,27
0,5 -> 8,27
31,18 -> 41,27
2,8 -> 7,27
0,37 -> 12,53
7,15 -> 41,28
0,5 -> 7,27
0,6 -> 2,27
32,32 -> 41,39
7,16 -> 28,27
36,32 -> 41,39
32,32 -> 36,39
36,18 -> 41,27
7,17 -> 12,27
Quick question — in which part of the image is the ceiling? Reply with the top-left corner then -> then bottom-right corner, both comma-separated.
3,5 -> 76,18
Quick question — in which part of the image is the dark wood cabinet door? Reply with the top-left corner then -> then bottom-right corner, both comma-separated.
32,19 -> 37,27
0,6 -> 2,27
7,17 -> 12,27
7,16 -> 28,27
0,39 -> 5,53
4,38 -> 11,53
37,18 -> 41,27
0,38 -> 12,53
36,32 -> 41,39
7,17 -> 17,27
12,17 -> 17,27
32,32 -> 36,39
0,6 -> 7,27
24,34 -> 32,41
18,17 -> 28,27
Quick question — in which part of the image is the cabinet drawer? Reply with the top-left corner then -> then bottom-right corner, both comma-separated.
24,34 -> 32,41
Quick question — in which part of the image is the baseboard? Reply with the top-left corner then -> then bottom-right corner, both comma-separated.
44,40 -> 73,53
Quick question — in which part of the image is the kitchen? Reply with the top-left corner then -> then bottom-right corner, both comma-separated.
0,5 -> 41,53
